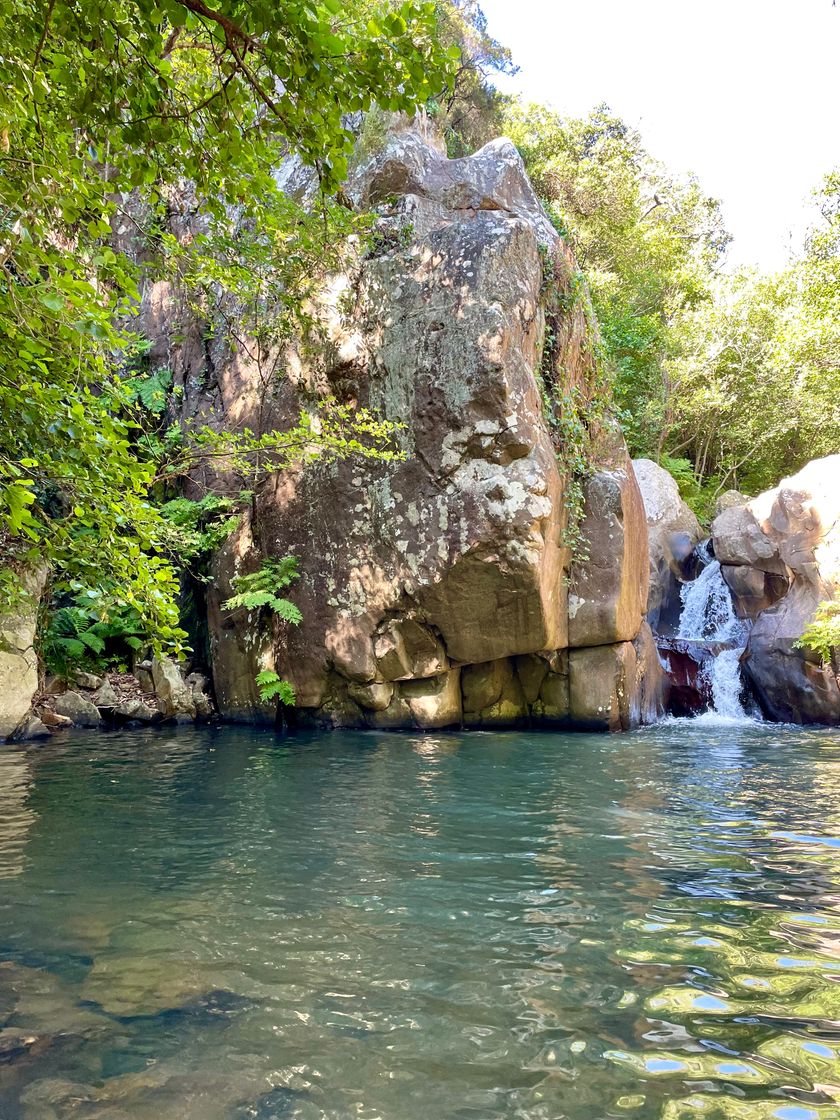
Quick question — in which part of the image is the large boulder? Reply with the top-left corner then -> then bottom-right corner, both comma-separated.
569,455 -> 649,647
712,455 -> 840,723
52,690 -> 101,728
0,563 -> 47,740
149,119 -> 662,732
632,458 -> 702,634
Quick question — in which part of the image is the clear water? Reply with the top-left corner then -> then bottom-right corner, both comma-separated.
1,724 -> 840,1120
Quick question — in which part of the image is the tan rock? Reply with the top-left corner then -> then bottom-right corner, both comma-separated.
0,563 -> 47,740
569,458 -> 649,648
568,642 -> 636,731
347,680 -> 394,711
514,653 -> 549,705
151,656 -> 195,721
632,458 -> 702,632
402,669 -> 462,729
462,658 -> 526,726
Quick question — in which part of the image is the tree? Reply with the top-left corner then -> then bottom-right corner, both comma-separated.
503,101 -> 730,457
0,0 -> 456,648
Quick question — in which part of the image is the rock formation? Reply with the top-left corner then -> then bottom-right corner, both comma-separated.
632,458 -> 702,635
711,455 -> 840,723
0,564 -> 46,740
155,120 -> 665,731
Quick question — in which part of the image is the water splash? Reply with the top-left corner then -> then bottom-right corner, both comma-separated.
676,542 -> 753,720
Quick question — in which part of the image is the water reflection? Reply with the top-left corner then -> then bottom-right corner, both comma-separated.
0,723 -> 838,1118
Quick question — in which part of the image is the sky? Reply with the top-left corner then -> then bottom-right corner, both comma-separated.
478,0 -> 840,270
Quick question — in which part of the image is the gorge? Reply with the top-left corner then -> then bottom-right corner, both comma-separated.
2,120 -> 839,739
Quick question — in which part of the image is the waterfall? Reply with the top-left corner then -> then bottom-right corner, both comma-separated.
675,542 -> 753,720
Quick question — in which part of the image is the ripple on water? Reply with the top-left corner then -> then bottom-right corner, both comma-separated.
0,723 -> 838,1119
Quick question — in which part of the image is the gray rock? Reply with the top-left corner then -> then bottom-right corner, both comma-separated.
93,679 -> 119,709
152,656 -> 196,720
52,690 -> 101,728
713,455 -> 840,723
0,562 -> 47,740
73,670 -> 103,690
12,715 -> 51,741
135,667 -> 155,694
114,699 -> 161,723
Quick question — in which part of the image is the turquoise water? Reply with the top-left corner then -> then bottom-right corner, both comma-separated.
1,722 -> 840,1119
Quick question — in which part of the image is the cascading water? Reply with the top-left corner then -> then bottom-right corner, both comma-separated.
675,541 -> 754,720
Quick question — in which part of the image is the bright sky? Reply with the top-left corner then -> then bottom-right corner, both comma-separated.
479,0 -> 840,270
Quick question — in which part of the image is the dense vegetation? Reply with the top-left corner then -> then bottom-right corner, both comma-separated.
2,0 -> 838,669
0,0 -> 455,659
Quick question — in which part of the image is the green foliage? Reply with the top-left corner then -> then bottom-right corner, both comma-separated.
223,557 -> 302,623
796,599 -> 840,665
505,102 -> 730,459
659,456 -> 719,523
0,0 -> 455,648
158,494 -> 243,566
42,598 -> 147,678
255,669 -> 296,706
433,0 -> 515,156
124,368 -> 175,416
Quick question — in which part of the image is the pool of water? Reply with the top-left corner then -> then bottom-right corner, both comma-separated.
1,722 -> 839,1119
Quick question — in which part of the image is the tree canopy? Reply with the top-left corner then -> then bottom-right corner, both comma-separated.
0,0 -> 456,646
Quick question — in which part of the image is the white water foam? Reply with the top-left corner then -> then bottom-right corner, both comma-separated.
676,543 -> 754,721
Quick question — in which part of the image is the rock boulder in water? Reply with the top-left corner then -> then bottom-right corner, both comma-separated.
711,454 -> 840,723
141,118 -> 664,731
0,563 -> 47,741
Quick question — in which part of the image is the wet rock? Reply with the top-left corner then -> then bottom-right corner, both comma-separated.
12,715 -> 51,742
235,1086 -> 313,1119
462,659 -> 527,726
52,690 -> 101,728
0,1027 -> 43,1063
0,562 -> 47,740
401,669 -> 462,729
568,641 -> 637,732
514,653 -> 549,706
712,454 -> 840,724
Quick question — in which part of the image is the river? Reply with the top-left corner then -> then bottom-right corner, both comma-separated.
1,722 -> 839,1119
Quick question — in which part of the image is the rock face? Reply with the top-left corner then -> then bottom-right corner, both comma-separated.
711,455 -> 840,723
150,120 -> 665,732
0,564 -> 47,741
632,458 -> 702,635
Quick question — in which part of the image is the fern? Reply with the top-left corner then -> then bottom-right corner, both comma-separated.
222,557 -> 301,622
124,367 -> 174,414
255,670 -> 296,705
796,599 -> 840,664
42,599 -> 149,676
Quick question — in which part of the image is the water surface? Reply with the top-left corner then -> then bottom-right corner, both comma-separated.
1,722 -> 839,1119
